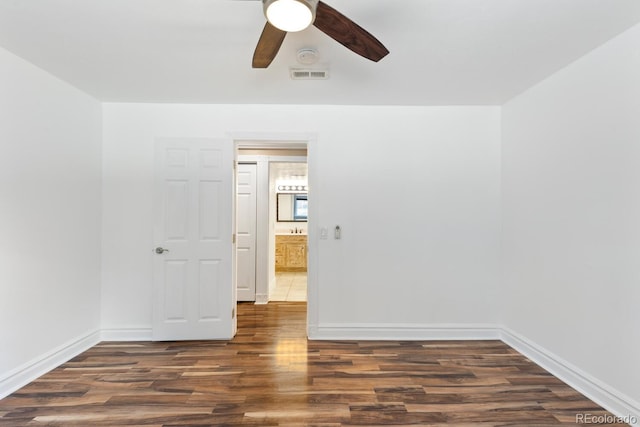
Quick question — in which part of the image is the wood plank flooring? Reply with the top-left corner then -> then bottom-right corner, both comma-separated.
0,303 -> 628,426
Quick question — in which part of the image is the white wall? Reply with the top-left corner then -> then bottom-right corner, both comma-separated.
502,23 -> 640,413
101,104 -> 501,335
0,47 -> 102,395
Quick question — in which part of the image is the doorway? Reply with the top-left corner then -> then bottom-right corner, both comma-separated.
235,144 -> 309,308
151,135 -> 317,341
270,161 -> 308,302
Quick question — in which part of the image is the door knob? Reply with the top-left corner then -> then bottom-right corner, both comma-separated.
155,247 -> 169,254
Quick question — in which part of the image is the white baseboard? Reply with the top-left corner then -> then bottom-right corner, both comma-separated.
100,328 -> 152,341
311,322 -> 501,341
501,327 -> 640,426
254,293 -> 269,305
0,329 -> 100,400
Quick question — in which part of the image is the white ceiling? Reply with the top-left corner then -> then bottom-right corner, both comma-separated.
1,0 -> 639,105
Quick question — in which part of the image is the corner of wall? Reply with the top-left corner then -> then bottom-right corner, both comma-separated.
0,330 -> 101,400
501,327 -> 640,425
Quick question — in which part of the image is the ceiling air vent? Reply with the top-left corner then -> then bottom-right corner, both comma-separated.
290,68 -> 329,80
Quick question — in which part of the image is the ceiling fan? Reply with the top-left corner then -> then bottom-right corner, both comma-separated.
251,0 -> 389,68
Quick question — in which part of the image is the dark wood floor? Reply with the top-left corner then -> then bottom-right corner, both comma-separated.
0,302 -> 626,426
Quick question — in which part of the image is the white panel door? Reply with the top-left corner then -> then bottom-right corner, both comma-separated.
153,138 -> 235,340
236,163 -> 257,301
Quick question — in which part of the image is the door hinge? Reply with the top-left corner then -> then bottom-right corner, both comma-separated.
232,307 -> 236,319
232,233 -> 236,244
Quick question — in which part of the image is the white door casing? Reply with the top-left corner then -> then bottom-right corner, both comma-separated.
152,138 -> 235,341
236,163 -> 257,302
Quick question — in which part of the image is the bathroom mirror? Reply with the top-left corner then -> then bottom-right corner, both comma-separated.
277,193 -> 308,222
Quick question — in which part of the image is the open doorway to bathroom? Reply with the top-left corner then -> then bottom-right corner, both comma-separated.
235,145 -> 308,306
270,161 -> 308,302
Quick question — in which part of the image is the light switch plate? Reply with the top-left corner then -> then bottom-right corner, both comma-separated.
320,227 -> 328,240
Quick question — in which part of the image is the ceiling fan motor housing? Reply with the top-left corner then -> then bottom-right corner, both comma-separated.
263,0 -> 319,32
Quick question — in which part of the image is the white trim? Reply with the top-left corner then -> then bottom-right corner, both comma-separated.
305,135 -> 319,338
0,329 -> 100,399
100,328 -> 153,342
501,328 -> 640,426
311,323 -> 501,341
229,132 -> 313,149
255,293 -> 269,305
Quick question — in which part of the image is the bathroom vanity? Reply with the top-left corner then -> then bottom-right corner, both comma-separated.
275,235 -> 307,272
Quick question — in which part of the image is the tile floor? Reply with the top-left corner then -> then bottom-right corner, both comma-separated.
270,272 -> 307,302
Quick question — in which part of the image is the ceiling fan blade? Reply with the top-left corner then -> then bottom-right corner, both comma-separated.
253,22 -> 287,68
313,1 -> 389,62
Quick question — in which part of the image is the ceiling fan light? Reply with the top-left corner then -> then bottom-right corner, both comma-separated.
264,0 -> 316,32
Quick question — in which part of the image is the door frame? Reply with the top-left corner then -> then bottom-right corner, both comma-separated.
232,132 -> 318,338
237,154 -> 308,304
